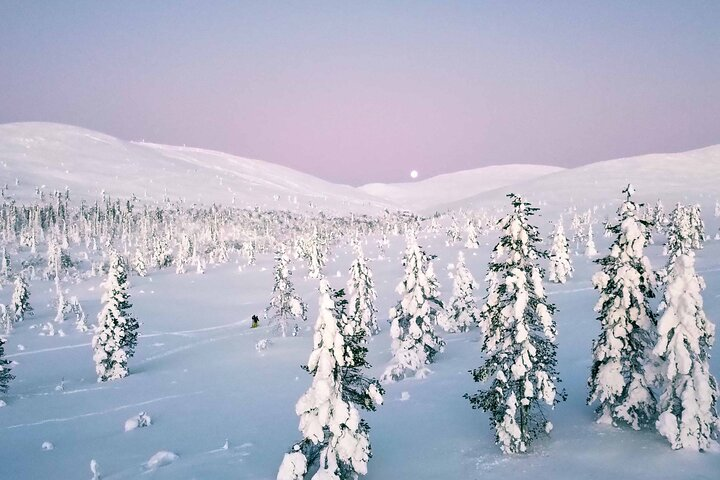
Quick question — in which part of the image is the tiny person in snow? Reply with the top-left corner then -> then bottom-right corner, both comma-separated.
251,315 -> 259,328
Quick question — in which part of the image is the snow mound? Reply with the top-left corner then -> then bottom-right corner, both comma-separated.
145,450 -> 178,470
124,411 -> 152,432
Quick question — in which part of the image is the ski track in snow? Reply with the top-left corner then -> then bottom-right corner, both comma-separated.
5,392 -> 203,429
6,320 -> 251,359
138,330 -> 253,365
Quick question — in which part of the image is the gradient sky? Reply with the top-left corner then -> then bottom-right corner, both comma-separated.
1,1 -> 719,185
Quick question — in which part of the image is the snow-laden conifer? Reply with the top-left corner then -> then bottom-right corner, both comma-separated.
305,226 -> 327,279
133,249 -> 147,277
0,305 -> 11,334
548,220 -> 573,284
0,336 -> 13,397
381,233 -> 445,382
444,251 -> 479,333
585,223 -> 598,257
10,275 -> 32,323
466,194 -> 564,454
92,252 -> 139,382
653,252 -> 718,450
278,279 -> 381,480
266,245 -> 307,337
347,245 -> 379,336
465,220 -> 480,249
587,185 -> 657,429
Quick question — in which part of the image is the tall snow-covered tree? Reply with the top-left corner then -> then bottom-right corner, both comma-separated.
304,226 -> 327,279
687,204 -> 705,250
381,233 -> 445,382
0,247 -> 11,279
444,251 -> 479,333
465,220 -> 480,249
92,253 -> 139,382
0,336 -> 14,397
347,245 -> 379,336
663,204 -> 693,269
585,223 -> 597,257
10,275 -> 32,323
266,245 -> 307,337
587,185 -> 657,429
0,305 -> 11,334
278,279 -> 382,480
653,252 -> 718,450
332,286 -> 384,412
133,249 -> 147,277
548,220 -> 573,284
466,194 -> 564,454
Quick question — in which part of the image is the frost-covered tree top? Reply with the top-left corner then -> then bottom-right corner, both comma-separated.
663,203 -> 706,275
588,185 -> 657,429
468,194 -> 564,454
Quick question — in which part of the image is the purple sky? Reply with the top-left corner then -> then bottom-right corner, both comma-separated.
1,2 -> 719,185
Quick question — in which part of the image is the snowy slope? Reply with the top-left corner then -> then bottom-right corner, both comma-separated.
360,164 -> 564,211
438,145 -> 720,214
2,229 -> 720,479
0,123 -> 394,214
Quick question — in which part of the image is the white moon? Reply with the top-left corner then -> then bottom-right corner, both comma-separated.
410,170 -> 418,179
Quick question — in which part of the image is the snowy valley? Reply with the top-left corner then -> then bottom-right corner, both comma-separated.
0,123 -> 720,480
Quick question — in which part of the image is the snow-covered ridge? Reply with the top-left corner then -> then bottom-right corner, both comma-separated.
438,145 -> 720,213
0,122 -> 394,214
360,164 -> 564,211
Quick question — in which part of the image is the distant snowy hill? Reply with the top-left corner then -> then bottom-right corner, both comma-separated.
359,164 -> 564,211
437,145 -> 720,214
0,123 -> 393,214
3,123 -> 718,217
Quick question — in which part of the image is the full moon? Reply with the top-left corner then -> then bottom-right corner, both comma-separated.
410,170 -> 418,179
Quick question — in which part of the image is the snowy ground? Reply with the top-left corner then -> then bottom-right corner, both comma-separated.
2,222 -> 720,479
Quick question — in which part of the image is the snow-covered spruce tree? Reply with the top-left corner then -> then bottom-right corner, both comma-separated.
266,245 -> 307,337
653,251 -> 718,450
663,204 -> 693,269
44,236 -> 62,280
92,253 -> 139,382
687,204 -> 705,250
133,249 -> 147,277
381,233 -> 446,382
0,247 -> 11,279
332,286 -> 384,412
466,194 -> 564,454
585,223 -> 597,257
306,227 -> 327,280
0,305 -> 11,334
445,251 -> 480,333
0,336 -> 14,397
10,275 -> 32,323
278,279 -> 381,480
548,220 -> 573,284
465,220 -> 480,249
347,245 -> 379,336
587,185 -> 657,429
